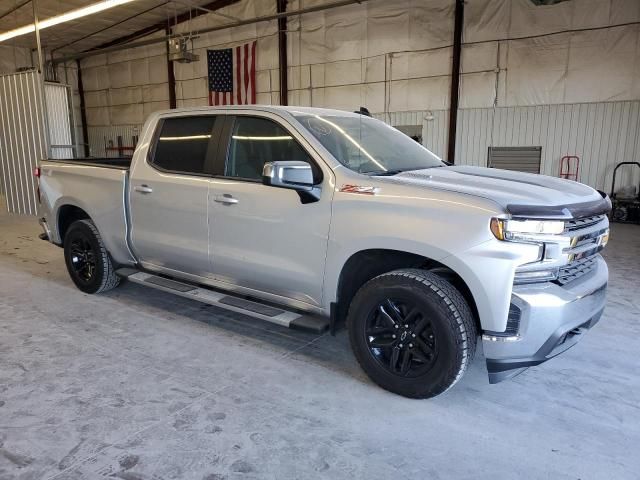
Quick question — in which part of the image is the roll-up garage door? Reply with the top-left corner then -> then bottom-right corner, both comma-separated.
488,146 -> 542,174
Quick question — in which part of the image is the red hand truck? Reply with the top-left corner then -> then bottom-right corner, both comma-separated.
559,155 -> 579,181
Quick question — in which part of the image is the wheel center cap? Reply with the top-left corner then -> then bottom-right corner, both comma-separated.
400,331 -> 408,341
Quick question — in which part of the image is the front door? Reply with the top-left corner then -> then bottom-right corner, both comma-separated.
208,114 -> 333,308
129,114 -> 219,277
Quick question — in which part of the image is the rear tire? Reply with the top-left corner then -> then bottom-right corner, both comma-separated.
63,219 -> 120,294
347,269 -> 477,399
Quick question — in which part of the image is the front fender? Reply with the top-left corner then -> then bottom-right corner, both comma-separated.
322,179 -> 539,333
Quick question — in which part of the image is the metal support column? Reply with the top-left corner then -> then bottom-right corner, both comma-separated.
165,25 -> 177,109
446,0 -> 464,164
32,0 -> 51,158
76,59 -> 90,157
277,0 -> 288,106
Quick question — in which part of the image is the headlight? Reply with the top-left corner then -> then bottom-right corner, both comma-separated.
490,218 -> 564,241
490,217 -> 566,284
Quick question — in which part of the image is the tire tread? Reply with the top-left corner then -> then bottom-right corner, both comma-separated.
72,219 -> 120,293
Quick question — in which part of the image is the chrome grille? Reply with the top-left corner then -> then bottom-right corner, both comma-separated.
563,214 -> 609,261
555,255 -> 598,286
565,215 -> 605,232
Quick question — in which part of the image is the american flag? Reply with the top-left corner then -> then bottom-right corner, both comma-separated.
207,41 -> 256,106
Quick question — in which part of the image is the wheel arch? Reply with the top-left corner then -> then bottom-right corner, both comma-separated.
57,203 -> 91,243
334,248 -> 481,332
52,197 -> 134,267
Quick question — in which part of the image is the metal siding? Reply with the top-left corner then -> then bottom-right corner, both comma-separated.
44,83 -> 74,159
0,70 -> 46,215
87,124 -> 143,157
450,101 -> 640,191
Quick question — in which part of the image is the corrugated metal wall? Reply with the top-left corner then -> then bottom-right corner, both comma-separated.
87,125 -> 142,157
418,101 -> 640,192
378,102 -> 640,192
44,83 -> 74,159
0,70 -> 47,215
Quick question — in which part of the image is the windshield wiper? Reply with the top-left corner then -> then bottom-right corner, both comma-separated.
366,169 -> 407,176
365,166 -> 443,176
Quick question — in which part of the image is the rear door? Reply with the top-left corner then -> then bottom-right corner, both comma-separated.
129,114 -> 220,277
207,113 -> 333,308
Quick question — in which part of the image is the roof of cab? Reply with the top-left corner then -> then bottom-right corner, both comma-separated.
151,104 -> 364,118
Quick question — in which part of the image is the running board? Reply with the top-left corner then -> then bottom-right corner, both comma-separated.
116,269 -> 329,334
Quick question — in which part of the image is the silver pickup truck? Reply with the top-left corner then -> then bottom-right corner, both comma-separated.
36,106 -> 611,398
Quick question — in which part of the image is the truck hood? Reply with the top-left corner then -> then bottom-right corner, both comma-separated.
384,165 -> 610,219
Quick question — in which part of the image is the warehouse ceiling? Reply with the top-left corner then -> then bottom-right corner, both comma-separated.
0,0 -> 237,54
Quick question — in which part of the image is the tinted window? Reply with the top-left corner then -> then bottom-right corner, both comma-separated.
226,116 -> 313,180
152,116 -> 216,174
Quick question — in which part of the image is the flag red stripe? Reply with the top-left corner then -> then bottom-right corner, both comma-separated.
236,45 -> 242,105
244,43 -> 250,103
250,40 -> 256,104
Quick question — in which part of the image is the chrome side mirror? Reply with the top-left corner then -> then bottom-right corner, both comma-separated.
263,161 -> 314,189
262,161 -> 320,203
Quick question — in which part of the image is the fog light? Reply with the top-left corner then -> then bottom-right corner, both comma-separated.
513,268 -> 558,284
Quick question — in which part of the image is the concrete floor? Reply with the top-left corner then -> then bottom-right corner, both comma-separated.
0,209 -> 639,480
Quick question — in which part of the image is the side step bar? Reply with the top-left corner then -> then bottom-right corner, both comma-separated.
116,269 -> 329,334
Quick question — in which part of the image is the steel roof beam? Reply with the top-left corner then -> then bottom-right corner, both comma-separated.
53,0 -> 369,63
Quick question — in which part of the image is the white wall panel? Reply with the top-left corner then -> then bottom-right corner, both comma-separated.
110,88 -> 143,106
110,104 -> 144,126
81,30 -> 169,128
390,48 -> 452,80
86,106 -> 111,127
0,45 -> 32,75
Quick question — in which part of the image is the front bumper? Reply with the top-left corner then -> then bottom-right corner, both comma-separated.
483,255 -> 608,383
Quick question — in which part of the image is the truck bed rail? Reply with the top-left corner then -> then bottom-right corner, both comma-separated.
43,157 -> 131,169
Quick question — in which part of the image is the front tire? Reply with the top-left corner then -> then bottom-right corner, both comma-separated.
63,219 -> 120,294
347,269 -> 477,399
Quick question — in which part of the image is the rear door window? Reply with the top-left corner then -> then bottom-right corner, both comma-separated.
152,116 -> 217,175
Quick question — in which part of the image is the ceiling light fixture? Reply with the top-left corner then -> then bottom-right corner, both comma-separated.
0,0 -> 138,43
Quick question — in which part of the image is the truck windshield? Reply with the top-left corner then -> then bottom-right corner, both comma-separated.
292,112 -> 444,175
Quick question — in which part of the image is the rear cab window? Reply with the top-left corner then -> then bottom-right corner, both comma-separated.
150,116 -> 218,175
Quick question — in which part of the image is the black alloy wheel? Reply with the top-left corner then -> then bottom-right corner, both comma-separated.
68,236 -> 97,284
365,298 -> 438,377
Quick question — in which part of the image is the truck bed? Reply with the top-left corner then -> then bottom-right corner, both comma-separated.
39,158 -> 135,265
